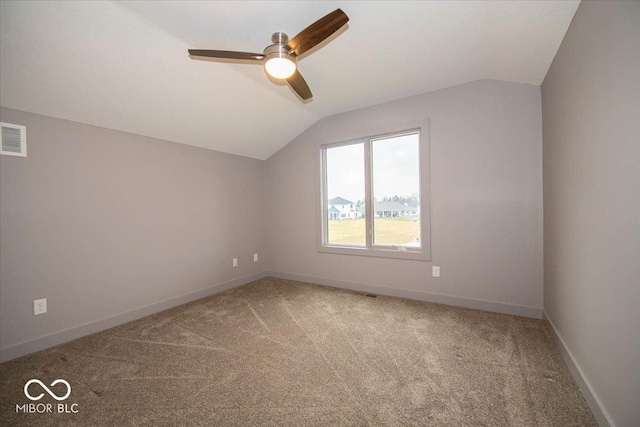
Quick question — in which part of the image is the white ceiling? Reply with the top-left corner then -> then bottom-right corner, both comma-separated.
0,1 -> 579,160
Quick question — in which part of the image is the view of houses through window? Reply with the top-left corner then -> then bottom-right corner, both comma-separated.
325,142 -> 366,246
371,132 -> 421,247
324,131 -> 421,249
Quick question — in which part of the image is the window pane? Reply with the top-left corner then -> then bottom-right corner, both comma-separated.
371,132 -> 421,247
325,143 -> 365,246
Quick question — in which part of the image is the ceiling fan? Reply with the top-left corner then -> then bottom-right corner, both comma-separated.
188,9 -> 349,101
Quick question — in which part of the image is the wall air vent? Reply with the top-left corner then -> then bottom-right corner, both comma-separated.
1,122 -> 27,157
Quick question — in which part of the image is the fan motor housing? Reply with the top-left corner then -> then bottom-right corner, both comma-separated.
263,35 -> 297,66
271,32 -> 289,45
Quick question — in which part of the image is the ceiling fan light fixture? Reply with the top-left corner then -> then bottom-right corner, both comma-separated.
264,52 -> 297,79
188,9 -> 350,100
264,41 -> 298,79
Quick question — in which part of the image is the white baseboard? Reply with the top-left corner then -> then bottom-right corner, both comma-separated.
0,271 -> 267,363
543,310 -> 614,427
266,271 -> 542,319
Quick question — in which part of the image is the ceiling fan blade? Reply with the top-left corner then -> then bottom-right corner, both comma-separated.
188,50 -> 264,61
287,9 -> 349,57
287,70 -> 312,100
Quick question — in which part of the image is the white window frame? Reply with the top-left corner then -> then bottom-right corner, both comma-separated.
318,124 -> 431,261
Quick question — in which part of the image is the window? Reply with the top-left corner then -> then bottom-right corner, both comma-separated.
319,128 -> 430,261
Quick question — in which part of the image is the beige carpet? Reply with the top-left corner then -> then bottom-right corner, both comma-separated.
1,277 -> 596,426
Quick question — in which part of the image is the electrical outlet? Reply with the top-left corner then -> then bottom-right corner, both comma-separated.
34,299 -> 47,315
432,266 -> 440,277
233,258 -> 238,267
253,253 -> 258,262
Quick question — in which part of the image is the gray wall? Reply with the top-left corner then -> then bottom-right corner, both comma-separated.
0,107 -> 266,355
265,80 -> 544,314
541,2 -> 640,426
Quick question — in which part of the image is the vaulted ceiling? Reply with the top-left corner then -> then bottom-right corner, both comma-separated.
0,1 -> 579,160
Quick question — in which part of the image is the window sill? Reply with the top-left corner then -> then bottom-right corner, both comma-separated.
317,244 -> 430,261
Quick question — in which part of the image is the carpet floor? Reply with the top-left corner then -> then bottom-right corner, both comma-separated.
1,277 -> 596,426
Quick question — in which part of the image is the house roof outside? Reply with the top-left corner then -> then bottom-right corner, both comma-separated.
328,197 -> 355,206
357,201 -> 417,213
374,200 -> 416,212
